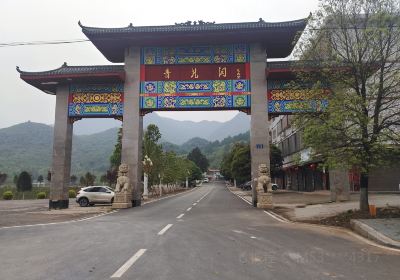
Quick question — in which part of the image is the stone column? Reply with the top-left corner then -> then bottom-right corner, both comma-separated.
122,46 -> 143,207
49,84 -> 73,209
250,44 -> 270,207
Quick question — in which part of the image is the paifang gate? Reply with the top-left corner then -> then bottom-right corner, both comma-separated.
18,18 -> 315,209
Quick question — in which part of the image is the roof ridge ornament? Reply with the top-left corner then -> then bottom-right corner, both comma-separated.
259,18 -> 265,23
128,23 -> 133,28
78,20 -> 83,28
16,66 -> 22,73
175,20 -> 216,26
62,62 -> 68,67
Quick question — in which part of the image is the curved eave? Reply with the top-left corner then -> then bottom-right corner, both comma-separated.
266,60 -> 325,79
18,65 -> 125,94
81,18 -> 308,63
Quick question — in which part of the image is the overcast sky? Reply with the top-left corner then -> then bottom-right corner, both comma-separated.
0,0 -> 319,129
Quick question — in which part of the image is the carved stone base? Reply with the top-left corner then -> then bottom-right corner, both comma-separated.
257,193 -> 273,209
112,193 -> 132,209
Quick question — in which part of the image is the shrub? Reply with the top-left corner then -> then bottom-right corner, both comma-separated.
36,192 -> 46,199
3,191 -> 13,200
68,189 -> 76,198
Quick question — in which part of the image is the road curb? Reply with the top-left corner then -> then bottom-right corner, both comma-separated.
227,185 -> 400,253
350,219 -> 400,249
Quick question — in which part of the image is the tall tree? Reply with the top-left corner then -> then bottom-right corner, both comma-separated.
0,173 -> 7,186
295,0 -> 400,211
70,175 -> 78,185
270,145 -> 283,179
187,147 -> 209,172
37,175 -> 44,184
110,127 -> 122,168
17,171 -> 32,192
230,143 -> 251,184
143,124 -> 163,187
80,172 -> 96,187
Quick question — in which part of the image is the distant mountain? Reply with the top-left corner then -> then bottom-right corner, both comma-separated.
73,112 -> 250,144
0,122 -> 118,180
0,120 -> 250,181
162,131 -> 250,168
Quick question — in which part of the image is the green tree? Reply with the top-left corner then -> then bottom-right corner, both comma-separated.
70,175 -> 77,185
37,175 -> 44,184
295,0 -> 400,211
79,172 -> 96,187
100,169 -> 117,187
17,171 -> 32,192
0,173 -> 7,186
143,124 -> 164,187
187,147 -> 209,172
230,143 -> 251,184
110,128 -> 122,168
162,152 -> 179,185
270,145 -> 283,179
13,174 -> 18,185
220,148 -> 235,181
46,170 -> 51,182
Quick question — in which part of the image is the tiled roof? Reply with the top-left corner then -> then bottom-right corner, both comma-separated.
80,18 -> 308,35
80,17 -> 309,62
18,63 -> 125,95
17,63 -> 124,76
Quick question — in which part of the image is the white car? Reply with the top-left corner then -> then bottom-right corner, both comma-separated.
76,186 -> 114,207
203,178 -> 209,183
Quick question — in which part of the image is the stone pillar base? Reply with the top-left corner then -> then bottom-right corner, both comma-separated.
49,199 -> 69,209
112,193 -> 132,209
257,193 -> 273,209
132,199 -> 141,207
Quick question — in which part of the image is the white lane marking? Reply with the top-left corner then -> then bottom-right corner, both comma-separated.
250,236 -> 257,239
176,213 -> 184,219
158,224 -> 173,235
0,210 -> 119,230
110,249 -> 147,278
263,210 -> 290,223
226,183 -> 400,253
226,186 -> 252,205
196,190 -> 212,203
186,207 -> 192,211
193,203 -> 197,206
142,187 -> 198,205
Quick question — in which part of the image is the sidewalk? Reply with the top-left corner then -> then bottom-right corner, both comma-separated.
228,186 -> 400,249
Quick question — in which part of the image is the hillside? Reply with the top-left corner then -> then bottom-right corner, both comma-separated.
162,131 -> 250,168
0,121 -> 250,181
74,112 -> 250,144
0,122 -> 118,180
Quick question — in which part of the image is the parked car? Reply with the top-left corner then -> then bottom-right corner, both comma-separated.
203,178 -> 209,183
240,181 -> 252,191
76,186 -> 114,207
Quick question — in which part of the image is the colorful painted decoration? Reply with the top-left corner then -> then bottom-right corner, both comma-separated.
68,84 -> 124,117
140,44 -> 251,111
141,44 -> 249,65
267,79 -> 329,114
140,94 -> 250,109
268,100 -> 328,113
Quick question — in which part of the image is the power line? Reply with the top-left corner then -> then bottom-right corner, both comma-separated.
0,39 -> 90,48
1,24 -> 399,48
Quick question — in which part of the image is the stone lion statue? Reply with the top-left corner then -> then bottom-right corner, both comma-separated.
256,164 -> 271,193
115,163 -> 130,193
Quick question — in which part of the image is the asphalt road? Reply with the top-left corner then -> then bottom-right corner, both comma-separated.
0,182 -> 399,280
